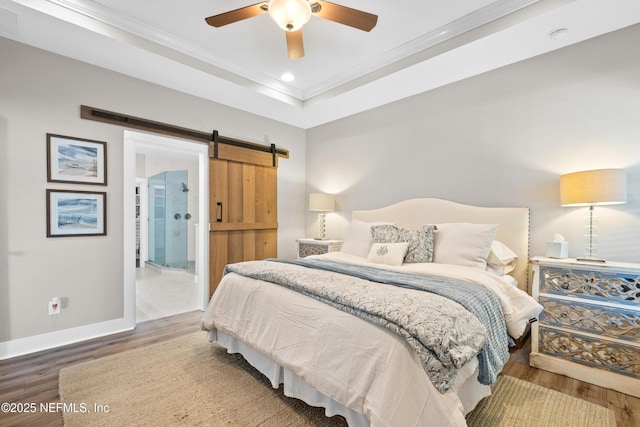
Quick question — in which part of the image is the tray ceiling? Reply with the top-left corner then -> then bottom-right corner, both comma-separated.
2,0 -> 640,128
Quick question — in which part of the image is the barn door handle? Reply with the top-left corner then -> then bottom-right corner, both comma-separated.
216,202 -> 222,222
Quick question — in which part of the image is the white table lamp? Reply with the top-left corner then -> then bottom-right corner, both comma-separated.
560,168 -> 626,262
309,193 -> 335,240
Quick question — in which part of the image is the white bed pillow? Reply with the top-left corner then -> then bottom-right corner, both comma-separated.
340,220 -> 393,258
366,242 -> 409,266
433,223 -> 498,270
486,240 -> 518,274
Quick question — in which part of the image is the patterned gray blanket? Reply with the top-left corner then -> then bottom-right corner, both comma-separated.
224,258 -> 509,393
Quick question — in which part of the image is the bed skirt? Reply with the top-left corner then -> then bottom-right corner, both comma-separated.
208,330 -> 491,426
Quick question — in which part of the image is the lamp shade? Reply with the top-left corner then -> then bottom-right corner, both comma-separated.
309,193 -> 335,212
560,169 -> 627,207
268,0 -> 312,32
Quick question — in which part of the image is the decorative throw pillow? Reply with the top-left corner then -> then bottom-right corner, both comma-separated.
371,224 -> 400,244
371,224 -> 437,263
366,242 -> 409,266
433,223 -> 498,270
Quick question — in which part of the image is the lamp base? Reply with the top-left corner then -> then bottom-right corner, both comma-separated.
315,212 -> 327,240
577,257 -> 606,263
579,205 -> 606,263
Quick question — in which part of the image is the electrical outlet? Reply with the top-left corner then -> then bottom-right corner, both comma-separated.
48,298 -> 61,315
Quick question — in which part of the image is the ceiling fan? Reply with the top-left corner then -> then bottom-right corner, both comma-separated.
205,0 -> 378,60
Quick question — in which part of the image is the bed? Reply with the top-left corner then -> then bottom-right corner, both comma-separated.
201,198 -> 543,427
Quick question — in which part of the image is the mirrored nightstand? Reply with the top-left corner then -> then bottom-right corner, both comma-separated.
530,256 -> 640,398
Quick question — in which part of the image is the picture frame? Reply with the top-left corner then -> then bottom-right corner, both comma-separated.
47,133 -> 107,185
46,189 -> 107,237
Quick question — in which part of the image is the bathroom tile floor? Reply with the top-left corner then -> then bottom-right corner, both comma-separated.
136,266 -> 200,323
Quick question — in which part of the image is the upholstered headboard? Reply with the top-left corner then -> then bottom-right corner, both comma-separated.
352,198 -> 530,292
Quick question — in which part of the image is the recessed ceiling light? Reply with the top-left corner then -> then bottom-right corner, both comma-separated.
548,27 -> 569,40
281,72 -> 295,82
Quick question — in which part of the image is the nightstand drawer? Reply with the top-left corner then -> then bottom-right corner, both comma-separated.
539,328 -> 640,379
299,242 -> 329,257
540,266 -> 640,306
539,297 -> 640,341
297,239 -> 343,259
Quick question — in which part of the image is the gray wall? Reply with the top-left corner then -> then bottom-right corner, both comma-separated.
306,24 -> 640,263
0,37 -> 306,343
2,23 -> 640,351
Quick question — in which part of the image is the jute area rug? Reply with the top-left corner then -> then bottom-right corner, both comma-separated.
59,332 -> 616,427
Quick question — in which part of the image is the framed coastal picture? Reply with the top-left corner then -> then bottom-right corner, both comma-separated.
47,133 -> 107,185
46,190 -> 107,237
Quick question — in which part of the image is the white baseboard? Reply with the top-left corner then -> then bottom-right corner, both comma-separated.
0,317 -> 135,360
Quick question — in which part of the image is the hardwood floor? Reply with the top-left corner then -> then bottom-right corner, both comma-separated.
0,311 -> 202,427
505,338 -> 640,427
1,311 -> 638,426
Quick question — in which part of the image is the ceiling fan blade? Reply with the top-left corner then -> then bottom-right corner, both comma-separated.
205,3 -> 267,27
286,30 -> 305,60
312,1 -> 377,32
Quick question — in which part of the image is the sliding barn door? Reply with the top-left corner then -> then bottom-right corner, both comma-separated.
209,158 -> 278,296
78,107 -> 287,297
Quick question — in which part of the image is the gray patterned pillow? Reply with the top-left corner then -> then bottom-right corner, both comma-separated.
371,224 -> 400,244
371,224 -> 437,263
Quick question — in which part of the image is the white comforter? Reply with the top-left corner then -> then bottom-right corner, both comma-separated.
312,252 -> 542,339
201,254 -> 542,427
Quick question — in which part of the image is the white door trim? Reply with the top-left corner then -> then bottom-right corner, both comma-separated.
123,130 -> 209,327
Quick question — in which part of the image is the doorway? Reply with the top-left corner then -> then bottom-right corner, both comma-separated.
123,130 -> 209,326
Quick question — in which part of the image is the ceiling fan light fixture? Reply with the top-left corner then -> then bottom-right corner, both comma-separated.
268,0 -> 312,32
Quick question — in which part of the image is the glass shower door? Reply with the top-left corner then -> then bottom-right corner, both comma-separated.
147,170 -> 188,269
148,173 -> 166,267
165,170 -> 188,269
